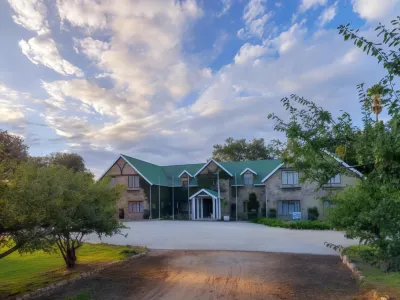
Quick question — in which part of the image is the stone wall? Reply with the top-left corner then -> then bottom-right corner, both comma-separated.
265,168 -> 359,220
229,185 -> 265,220
106,159 -> 151,220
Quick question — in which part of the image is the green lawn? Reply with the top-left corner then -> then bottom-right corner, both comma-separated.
0,243 -> 147,299
343,245 -> 400,298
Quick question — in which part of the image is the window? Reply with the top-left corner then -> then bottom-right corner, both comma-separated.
243,173 -> 254,185
128,175 -> 140,188
278,200 -> 301,215
128,201 -> 144,213
282,171 -> 299,185
328,174 -> 341,184
181,176 -> 188,187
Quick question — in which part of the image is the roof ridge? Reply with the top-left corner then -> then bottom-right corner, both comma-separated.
120,154 -> 162,167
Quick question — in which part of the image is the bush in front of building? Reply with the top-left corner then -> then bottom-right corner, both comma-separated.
255,218 -> 332,230
268,208 -> 277,218
307,206 -> 319,221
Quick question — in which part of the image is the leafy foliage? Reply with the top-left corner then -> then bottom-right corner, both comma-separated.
247,192 -> 259,211
268,17 -> 400,271
268,208 -> 277,218
30,152 -> 86,173
212,137 -> 282,161
307,207 -> 319,221
256,218 -> 332,230
0,130 -> 28,179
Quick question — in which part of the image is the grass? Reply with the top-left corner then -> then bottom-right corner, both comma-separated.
254,218 -> 332,230
343,245 -> 400,298
0,243 -> 147,299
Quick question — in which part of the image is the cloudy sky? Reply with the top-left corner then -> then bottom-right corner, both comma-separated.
1,0 -> 399,176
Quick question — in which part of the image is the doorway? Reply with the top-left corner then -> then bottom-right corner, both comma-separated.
202,198 -> 213,219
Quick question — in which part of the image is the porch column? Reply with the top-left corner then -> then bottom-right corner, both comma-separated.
200,199 -> 203,219
212,197 -> 216,219
192,198 -> 195,220
196,198 -> 200,220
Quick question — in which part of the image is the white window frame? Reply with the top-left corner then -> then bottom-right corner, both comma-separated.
278,200 -> 301,216
281,171 -> 299,185
328,174 -> 341,184
128,201 -> 144,213
243,173 -> 254,186
128,175 -> 140,188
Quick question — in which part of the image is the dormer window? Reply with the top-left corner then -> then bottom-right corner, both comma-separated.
181,176 -> 189,187
244,173 -> 254,185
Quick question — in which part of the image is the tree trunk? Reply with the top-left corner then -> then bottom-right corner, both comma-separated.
65,247 -> 77,268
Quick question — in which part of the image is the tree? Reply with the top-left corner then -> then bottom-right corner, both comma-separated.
31,152 -> 86,173
0,162 -> 55,259
1,163 -> 123,266
267,17 -> 400,270
47,168 -> 123,268
0,130 -> 28,179
212,137 -> 281,161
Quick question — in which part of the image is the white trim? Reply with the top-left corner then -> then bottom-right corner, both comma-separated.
193,159 -> 233,177
189,188 -> 218,200
120,154 -> 154,185
99,154 -> 154,185
261,163 -> 284,183
323,150 -> 364,177
178,170 -> 193,178
98,156 -> 124,181
240,168 -> 257,175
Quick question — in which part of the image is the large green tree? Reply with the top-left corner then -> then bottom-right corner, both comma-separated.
31,152 -> 86,173
268,17 -> 400,270
2,162 -> 123,267
212,137 -> 282,161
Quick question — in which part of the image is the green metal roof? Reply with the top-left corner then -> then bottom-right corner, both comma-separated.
120,154 -> 283,187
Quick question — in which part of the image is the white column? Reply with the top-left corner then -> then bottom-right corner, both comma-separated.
213,198 -> 216,219
192,198 -> 195,220
196,198 -> 200,220
200,199 -> 203,219
218,198 -> 221,219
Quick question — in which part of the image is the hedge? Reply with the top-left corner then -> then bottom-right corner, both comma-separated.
255,218 -> 332,230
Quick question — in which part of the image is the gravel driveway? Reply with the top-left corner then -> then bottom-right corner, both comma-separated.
37,250 -> 359,300
87,221 -> 357,255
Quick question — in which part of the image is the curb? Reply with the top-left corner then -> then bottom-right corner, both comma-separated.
340,254 -> 394,300
16,251 -> 148,300
340,254 -> 365,283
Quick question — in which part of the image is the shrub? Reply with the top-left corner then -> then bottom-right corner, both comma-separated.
307,206 -> 319,221
268,208 -> 277,218
256,218 -> 332,230
248,193 -> 259,212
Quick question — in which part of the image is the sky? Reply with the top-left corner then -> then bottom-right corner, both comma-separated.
1,0 -> 399,177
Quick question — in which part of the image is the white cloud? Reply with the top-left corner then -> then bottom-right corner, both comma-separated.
19,34 -> 84,77
318,1 -> 338,26
300,0 -> 328,12
238,0 -> 272,39
8,0 -> 48,34
234,42 -> 270,65
217,0 -> 232,17
351,0 -> 400,21
273,22 -> 307,54
0,83 -> 33,124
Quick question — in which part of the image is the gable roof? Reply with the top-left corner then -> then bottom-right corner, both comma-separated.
240,168 -> 257,175
193,159 -> 233,177
101,154 -> 283,187
189,188 -> 218,199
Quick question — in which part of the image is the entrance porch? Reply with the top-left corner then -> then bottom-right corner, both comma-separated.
189,189 -> 221,220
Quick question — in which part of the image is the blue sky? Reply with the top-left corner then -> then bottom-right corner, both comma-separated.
1,0 -> 399,177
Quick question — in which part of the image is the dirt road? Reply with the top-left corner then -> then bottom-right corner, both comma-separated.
37,250 -> 358,300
